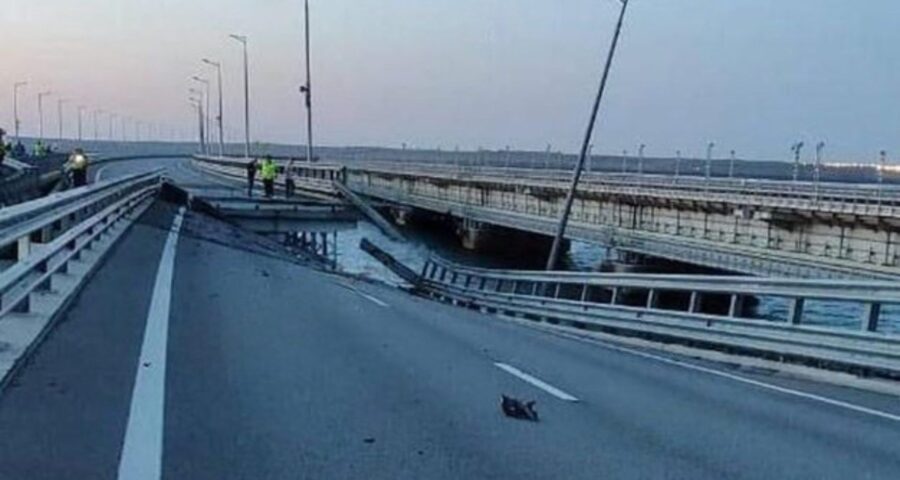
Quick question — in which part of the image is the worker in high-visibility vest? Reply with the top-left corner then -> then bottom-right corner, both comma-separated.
66,148 -> 90,187
260,156 -> 277,198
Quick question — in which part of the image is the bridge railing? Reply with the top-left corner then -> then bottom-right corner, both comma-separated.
0,171 -> 162,317
191,154 -> 345,195
417,256 -> 900,376
344,160 -> 900,214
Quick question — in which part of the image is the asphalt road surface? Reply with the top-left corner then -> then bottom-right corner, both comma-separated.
0,156 -> 898,479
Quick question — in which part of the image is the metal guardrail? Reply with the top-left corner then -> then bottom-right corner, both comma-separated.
414,255 -> 900,376
0,171 -> 162,317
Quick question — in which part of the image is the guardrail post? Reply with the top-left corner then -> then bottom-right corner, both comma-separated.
860,303 -> 881,332
688,291 -> 701,313
17,235 -> 31,261
553,283 -> 561,298
788,298 -> 805,325
438,266 -> 447,282
728,294 -> 744,318
646,289 -> 659,309
611,287 -> 620,305
580,285 -> 590,302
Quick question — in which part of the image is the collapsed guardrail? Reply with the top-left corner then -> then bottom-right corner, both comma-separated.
362,240 -> 900,377
0,171 -> 163,388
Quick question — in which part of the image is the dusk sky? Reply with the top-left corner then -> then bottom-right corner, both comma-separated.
2,0 -> 898,162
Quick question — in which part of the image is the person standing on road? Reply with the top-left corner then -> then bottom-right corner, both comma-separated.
66,148 -> 90,187
261,156 -> 277,198
246,158 -> 258,197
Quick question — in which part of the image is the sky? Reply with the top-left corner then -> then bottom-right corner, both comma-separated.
2,0 -> 899,162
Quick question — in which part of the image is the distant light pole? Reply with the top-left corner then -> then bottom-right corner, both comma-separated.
791,141 -> 804,182
547,0 -> 631,271
189,99 -> 204,153
637,143 -> 646,175
729,149 -> 736,179
621,149 -> 629,174
122,117 -> 130,142
109,113 -> 117,142
57,98 -> 68,141
299,0 -> 315,163
190,88 -> 207,153
13,81 -> 27,143
878,150 -> 887,202
77,106 -> 86,143
229,34 -> 251,158
37,91 -> 52,142
814,141 -> 825,200
587,144 -> 594,173
544,144 -> 552,169
674,150 -> 682,178
191,76 -> 211,148
705,141 -> 715,185
202,58 -> 225,156
93,109 -> 103,141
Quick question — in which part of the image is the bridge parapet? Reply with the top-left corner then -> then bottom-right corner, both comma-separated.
343,164 -> 900,279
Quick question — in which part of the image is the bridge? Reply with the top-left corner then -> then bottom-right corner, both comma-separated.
0,152 -> 899,479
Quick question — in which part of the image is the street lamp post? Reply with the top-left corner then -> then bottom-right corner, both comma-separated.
191,76 -> 211,148
674,150 -> 682,179
621,149 -> 628,174
546,0 -> 631,271
229,34 -> 251,159
791,141 -> 805,182
705,141 -> 715,186
878,150 -> 887,205
189,99 -> 204,153
13,82 -> 27,143
57,98 -> 68,141
109,113 -> 117,142
77,106 -> 86,143
189,88 -> 207,153
729,150 -> 736,179
37,91 -> 52,142
587,144 -> 594,173
814,142 -> 825,201
202,59 -> 225,156
299,0 -> 315,164
93,110 -> 103,141
637,143 -> 646,175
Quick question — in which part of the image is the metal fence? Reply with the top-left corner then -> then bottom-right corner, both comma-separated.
417,255 -> 900,376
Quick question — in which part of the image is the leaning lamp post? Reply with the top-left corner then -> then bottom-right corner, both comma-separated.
546,0 -> 631,270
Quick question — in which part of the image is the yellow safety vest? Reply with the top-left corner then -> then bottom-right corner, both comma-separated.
261,161 -> 277,180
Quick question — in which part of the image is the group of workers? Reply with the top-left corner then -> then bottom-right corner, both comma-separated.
0,128 -> 61,168
245,155 -> 296,199
0,128 -> 87,187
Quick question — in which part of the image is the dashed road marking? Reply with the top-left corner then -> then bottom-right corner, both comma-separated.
495,362 -> 579,402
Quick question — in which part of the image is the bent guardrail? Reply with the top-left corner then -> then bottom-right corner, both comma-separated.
405,254 -> 900,377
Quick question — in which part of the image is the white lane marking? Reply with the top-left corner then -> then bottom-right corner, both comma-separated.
359,292 -> 389,308
552,330 -> 900,424
117,207 -> 185,480
495,362 -> 579,402
335,281 -> 390,308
